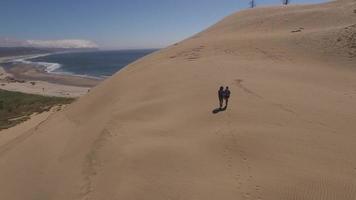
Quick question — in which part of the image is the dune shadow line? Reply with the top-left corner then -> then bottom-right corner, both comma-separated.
212,107 -> 226,114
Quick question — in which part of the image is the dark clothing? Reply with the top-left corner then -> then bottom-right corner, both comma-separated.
219,97 -> 223,108
218,89 -> 224,99
218,89 -> 224,108
224,90 -> 230,99
224,97 -> 229,108
223,89 -> 231,108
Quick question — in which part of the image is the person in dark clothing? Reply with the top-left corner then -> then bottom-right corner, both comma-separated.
218,86 -> 224,109
224,86 -> 231,108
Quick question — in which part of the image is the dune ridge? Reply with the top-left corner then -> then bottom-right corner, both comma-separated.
0,0 -> 356,199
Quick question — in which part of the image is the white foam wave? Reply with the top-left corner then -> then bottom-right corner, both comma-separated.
37,62 -> 62,73
46,70 -> 104,80
12,55 -> 62,73
12,54 -> 51,63
8,53 -> 104,79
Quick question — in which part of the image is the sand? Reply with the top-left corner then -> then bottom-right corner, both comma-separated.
0,55 -> 99,97
0,0 -> 356,199
0,105 -> 65,148
0,66 -> 91,97
2,62 -> 100,87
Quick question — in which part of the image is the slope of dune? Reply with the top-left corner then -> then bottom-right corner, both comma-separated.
0,1 -> 356,199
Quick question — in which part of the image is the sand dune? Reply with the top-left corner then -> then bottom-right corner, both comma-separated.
0,0 -> 356,199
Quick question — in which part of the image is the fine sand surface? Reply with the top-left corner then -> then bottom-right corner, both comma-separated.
0,105 -> 65,149
0,0 -> 356,199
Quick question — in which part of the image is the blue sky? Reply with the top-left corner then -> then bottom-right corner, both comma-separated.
0,0 -> 326,49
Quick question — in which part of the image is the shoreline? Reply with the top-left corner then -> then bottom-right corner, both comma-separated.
0,54 -> 50,63
0,55 -> 102,97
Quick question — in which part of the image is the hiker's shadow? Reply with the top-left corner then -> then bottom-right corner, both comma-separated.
212,107 -> 227,114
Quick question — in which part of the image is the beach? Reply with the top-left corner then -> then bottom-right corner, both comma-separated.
0,50 -> 156,97
0,55 -> 100,97
0,0 -> 356,200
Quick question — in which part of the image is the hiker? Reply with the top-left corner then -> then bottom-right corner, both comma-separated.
224,86 -> 231,108
218,86 -> 224,109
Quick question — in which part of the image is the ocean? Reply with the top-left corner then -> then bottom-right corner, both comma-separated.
25,49 -> 157,78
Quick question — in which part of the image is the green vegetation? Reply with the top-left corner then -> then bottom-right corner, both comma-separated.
0,89 -> 74,130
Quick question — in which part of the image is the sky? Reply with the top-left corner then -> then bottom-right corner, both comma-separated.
0,0 -> 327,49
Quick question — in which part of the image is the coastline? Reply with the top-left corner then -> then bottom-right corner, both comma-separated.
0,55 -> 101,97
0,54 -> 50,63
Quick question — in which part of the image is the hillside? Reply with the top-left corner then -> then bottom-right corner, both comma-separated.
0,0 -> 355,200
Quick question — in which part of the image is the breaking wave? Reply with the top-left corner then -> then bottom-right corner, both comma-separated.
12,54 -> 62,73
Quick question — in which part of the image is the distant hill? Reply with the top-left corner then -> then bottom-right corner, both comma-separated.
0,38 -> 98,57
0,47 -> 98,57
0,47 -> 51,57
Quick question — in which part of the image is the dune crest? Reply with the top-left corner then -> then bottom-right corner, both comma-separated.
0,1 -> 356,199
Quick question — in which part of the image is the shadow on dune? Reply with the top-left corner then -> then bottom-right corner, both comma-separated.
212,107 -> 226,114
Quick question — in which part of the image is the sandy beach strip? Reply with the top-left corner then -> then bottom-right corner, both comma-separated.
0,55 -> 101,97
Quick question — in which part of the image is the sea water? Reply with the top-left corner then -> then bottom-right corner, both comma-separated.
27,49 -> 157,79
